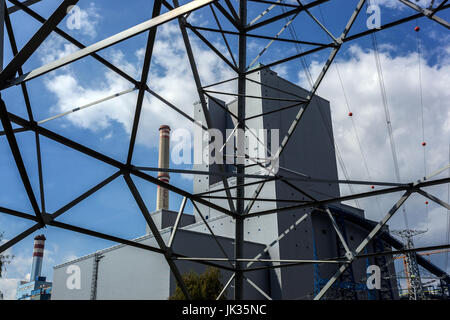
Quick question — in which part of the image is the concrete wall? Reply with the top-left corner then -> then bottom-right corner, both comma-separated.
52,234 -> 170,300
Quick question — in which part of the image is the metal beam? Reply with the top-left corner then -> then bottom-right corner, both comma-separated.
270,0 -> 367,166
136,165 -> 273,180
216,273 -> 235,300
126,0 -> 162,165
0,98 -> 44,224
7,0 -> 41,14
398,0 -> 449,29
188,26 -> 239,72
325,207 -> 353,260
52,171 -> 122,220
7,0 -> 138,86
1,204 -> 234,271
0,0 -> 79,86
245,276 -> 272,300
213,1 -> 240,29
189,24 -> 330,46
235,0 -> 369,218
4,0 -> 215,88
243,167 -> 449,220
0,223 -> 42,253
417,189 -> 450,210
244,184 -> 408,218
5,1 -> 49,215
0,206 -> 38,221
123,173 -> 191,300
167,197 -> 187,248
38,87 -> 137,125
245,0 -> 329,31
191,200 -> 234,267
234,0 -> 247,300
210,3 -> 238,68
173,0 -> 237,215
7,111 -> 237,218
175,257 -> 341,263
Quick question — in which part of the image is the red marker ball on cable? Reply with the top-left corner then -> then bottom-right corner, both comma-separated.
422,142 -> 426,146
425,201 -> 429,205
414,26 -> 420,32
348,112 -> 353,117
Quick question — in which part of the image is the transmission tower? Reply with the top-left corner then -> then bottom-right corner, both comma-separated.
392,229 -> 427,300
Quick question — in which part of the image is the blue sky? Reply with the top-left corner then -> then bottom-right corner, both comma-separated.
0,0 -> 449,299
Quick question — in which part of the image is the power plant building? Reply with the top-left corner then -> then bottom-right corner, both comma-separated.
51,67 -> 444,300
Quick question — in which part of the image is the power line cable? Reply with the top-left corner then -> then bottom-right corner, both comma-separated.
370,32 -> 409,229
446,143 -> 450,273
415,19 -> 430,232
280,2 -> 361,208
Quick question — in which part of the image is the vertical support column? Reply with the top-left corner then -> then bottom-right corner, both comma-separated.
0,0 -> 4,72
234,0 -> 246,300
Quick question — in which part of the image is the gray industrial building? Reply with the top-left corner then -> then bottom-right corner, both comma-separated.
52,67 -> 400,300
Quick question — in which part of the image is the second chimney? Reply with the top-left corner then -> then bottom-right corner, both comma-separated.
156,125 -> 170,211
30,234 -> 46,282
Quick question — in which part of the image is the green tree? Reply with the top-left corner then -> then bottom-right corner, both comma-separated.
0,232 -> 13,278
169,267 -> 226,300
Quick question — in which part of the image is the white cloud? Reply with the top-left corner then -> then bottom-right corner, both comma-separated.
0,278 -> 19,300
39,36 -> 78,65
68,2 -> 101,39
0,244 -> 29,300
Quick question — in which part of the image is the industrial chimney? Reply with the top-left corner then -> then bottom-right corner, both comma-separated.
30,235 -> 46,282
156,125 -> 170,211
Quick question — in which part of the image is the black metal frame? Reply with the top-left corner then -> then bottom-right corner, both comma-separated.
0,0 -> 449,300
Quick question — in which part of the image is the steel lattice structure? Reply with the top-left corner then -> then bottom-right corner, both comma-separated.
0,0 -> 449,300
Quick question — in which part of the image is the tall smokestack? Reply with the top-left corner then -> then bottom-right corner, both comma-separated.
156,125 -> 170,211
30,235 -> 46,281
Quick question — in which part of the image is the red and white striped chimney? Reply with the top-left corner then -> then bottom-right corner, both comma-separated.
30,234 -> 46,281
156,125 -> 170,211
